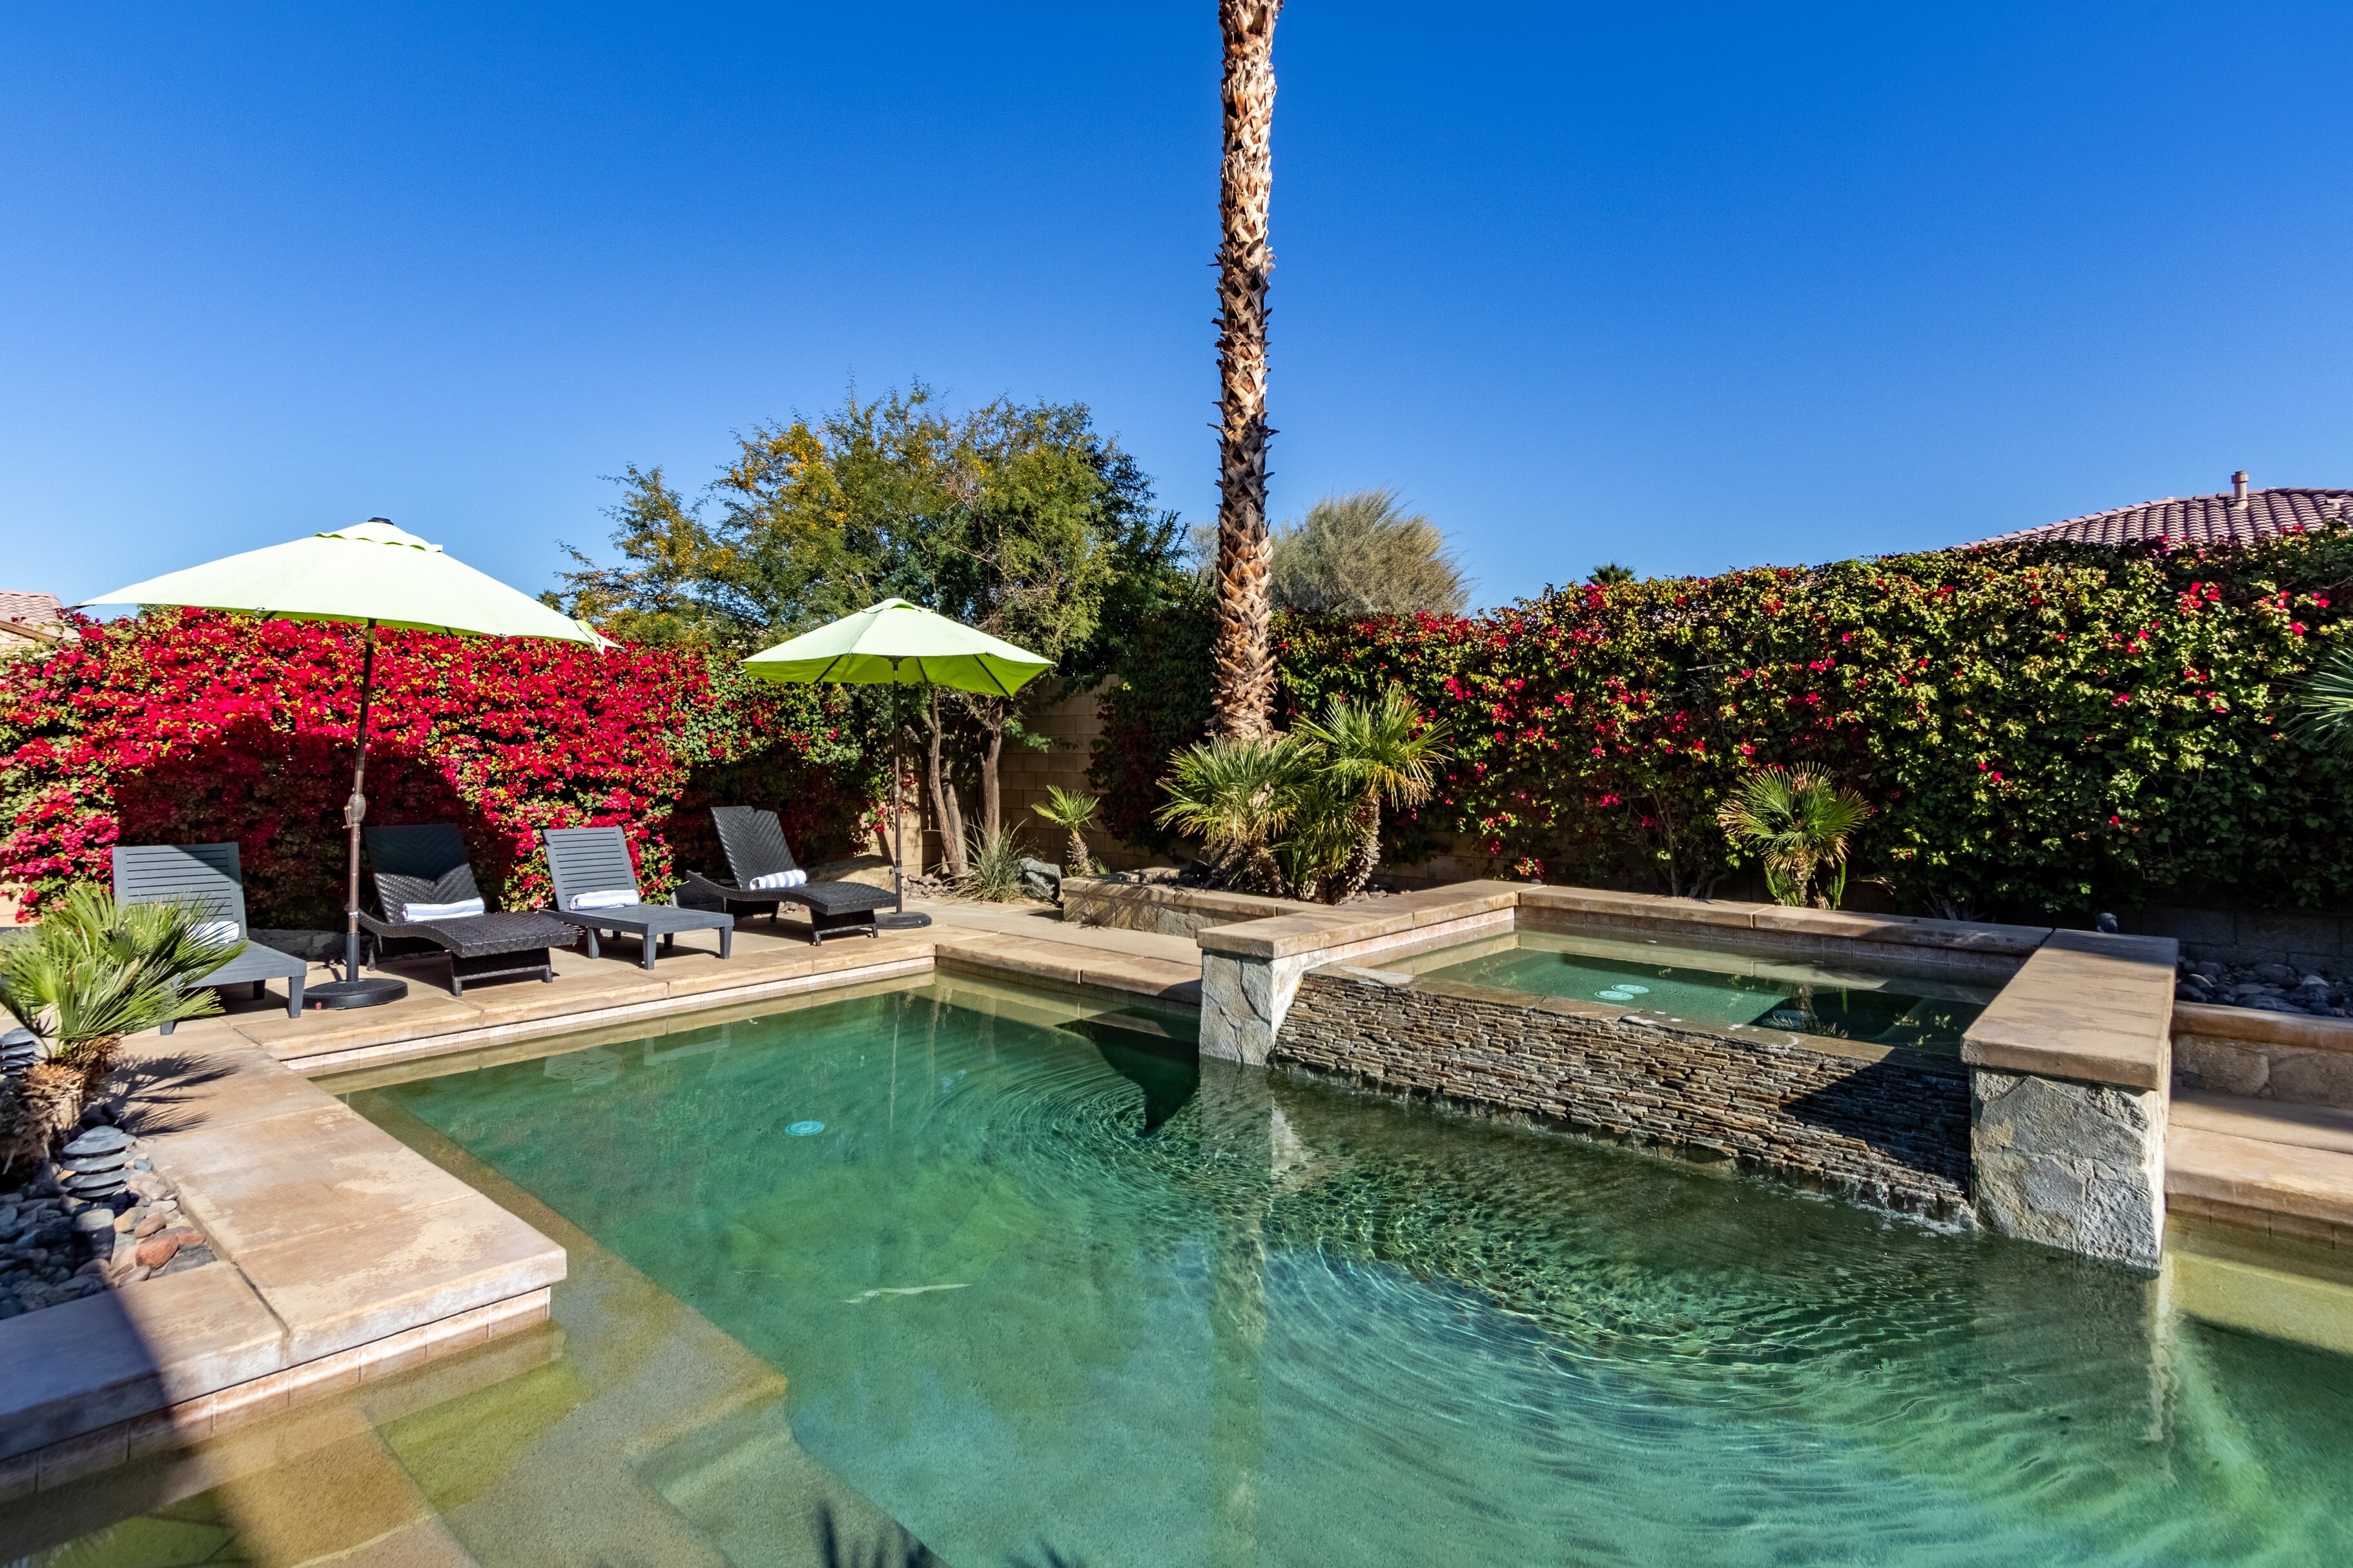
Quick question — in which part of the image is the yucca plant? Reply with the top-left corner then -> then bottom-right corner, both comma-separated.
1715,765 -> 1873,909
1032,787 -> 1102,880
0,886 -> 242,1172
1155,733 -> 1311,895
954,822 -> 1031,903
1295,686 -> 1451,901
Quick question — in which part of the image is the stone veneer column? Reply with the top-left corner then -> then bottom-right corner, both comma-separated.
1962,930 -> 2177,1270
1195,886 -> 1522,1064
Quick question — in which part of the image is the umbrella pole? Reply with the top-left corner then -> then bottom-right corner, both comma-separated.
309,618 -> 409,1009
878,669 -> 930,932
345,620 -> 375,984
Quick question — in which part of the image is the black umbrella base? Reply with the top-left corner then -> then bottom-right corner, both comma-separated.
307,977 -> 409,1010
876,911 -> 932,932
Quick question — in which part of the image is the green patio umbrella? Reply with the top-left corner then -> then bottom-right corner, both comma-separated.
742,598 -> 1053,926
83,518 -> 604,1008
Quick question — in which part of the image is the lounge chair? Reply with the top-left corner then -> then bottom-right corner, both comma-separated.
110,843 -> 307,1029
679,807 -> 892,945
358,824 -> 578,996
542,826 -> 734,971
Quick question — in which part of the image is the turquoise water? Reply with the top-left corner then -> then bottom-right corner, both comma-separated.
1404,930 -> 2000,1053
308,978 -> 2353,1565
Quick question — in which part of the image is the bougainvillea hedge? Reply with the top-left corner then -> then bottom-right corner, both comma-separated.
1094,527 -> 2353,921
0,610 -> 882,927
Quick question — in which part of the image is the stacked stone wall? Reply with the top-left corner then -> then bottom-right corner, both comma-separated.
1273,971 -> 1972,1216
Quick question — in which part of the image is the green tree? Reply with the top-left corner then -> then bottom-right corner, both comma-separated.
1271,491 -> 1468,615
553,385 -> 1186,871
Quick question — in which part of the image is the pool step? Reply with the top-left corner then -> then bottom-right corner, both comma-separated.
2167,1090 -> 2353,1245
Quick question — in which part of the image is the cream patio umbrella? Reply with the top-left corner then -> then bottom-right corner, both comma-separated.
742,598 -> 1053,928
83,518 -> 604,1009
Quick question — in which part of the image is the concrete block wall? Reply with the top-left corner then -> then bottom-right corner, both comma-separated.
2122,904 -> 2353,972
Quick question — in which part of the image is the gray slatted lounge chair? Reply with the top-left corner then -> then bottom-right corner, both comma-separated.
359,824 -> 578,997
110,843 -> 307,1029
681,807 -> 891,945
542,826 -> 733,971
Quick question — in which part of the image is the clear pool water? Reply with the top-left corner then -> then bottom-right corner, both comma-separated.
27,976 -> 2353,1565
1399,928 -> 2002,1054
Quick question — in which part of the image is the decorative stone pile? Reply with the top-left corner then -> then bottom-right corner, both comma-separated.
0,1119 -> 214,1319
0,1027 -> 38,1078
2175,958 -> 2350,1017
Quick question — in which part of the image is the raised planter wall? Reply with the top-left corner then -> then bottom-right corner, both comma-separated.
2172,1001 -> 2353,1108
1064,878 -> 1311,940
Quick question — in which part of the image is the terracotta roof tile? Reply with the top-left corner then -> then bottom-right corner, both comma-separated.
1971,487 -> 2353,551
0,591 -> 63,627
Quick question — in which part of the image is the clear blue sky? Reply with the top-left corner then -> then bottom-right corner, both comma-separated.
8,3 -> 2353,611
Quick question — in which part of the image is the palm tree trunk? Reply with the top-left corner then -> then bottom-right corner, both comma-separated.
1209,0 -> 1282,742
1335,798 -> 1381,901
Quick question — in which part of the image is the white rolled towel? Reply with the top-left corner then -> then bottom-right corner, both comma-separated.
570,890 -> 642,911
748,870 -> 808,890
401,898 -> 486,922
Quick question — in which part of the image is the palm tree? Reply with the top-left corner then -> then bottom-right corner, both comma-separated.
1033,787 -> 1102,879
1209,0 -> 1282,742
0,886 -> 240,1171
1296,687 -> 1451,899
1715,765 -> 1873,909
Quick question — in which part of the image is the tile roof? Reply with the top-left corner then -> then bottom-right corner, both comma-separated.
1971,485 -> 2353,551
0,591 -> 63,626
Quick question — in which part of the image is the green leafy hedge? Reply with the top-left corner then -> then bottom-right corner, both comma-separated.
1094,529 -> 2353,921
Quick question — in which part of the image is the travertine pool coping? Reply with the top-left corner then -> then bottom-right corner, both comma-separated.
0,1036 -> 562,1491
0,913 -> 1206,1491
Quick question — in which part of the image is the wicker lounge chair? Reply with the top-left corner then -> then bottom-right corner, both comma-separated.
110,843 -> 307,1028
679,807 -> 892,945
542,826 -> 734,970
357,824 -> 577,996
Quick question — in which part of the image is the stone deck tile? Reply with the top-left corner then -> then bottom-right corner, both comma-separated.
0,1265 -> 285,1460
927,901 -> 1204,966
932,931 -> 1091,988
1076,953 -> 1206,1004
658,931 -> 934,999
234,993 -> 488,1059
2168,1092 -> 2353,1229
232,1193 -> 564,1363
2174,1090 -> 2353,1156
442,965 -> 671,1025
147,1101 -> 486,1257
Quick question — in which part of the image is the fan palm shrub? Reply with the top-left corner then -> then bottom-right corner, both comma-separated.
1297,686 -> 1451,900
1155,733 -> 1310,895
1032,788 -> 1103,880
2292,647 -> 2353,751
1158,687 -> 1448,903
1715,766 -> 1873,909
0,886 -> 241,1173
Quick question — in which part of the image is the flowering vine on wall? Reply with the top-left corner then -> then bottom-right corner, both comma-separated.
0,610 -> 881,926
1096,527 -> 2353,920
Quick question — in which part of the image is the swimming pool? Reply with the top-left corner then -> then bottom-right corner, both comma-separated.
32,975 -> 2353,1565
1392,927 -> 2002,1053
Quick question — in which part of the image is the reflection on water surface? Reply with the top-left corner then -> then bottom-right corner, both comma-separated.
17,975 -> 2353,1566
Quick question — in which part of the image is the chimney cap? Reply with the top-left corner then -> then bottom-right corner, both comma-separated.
2233,471 -> 2250,503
